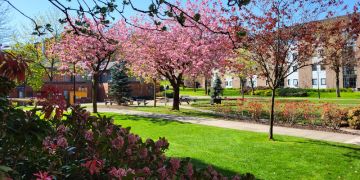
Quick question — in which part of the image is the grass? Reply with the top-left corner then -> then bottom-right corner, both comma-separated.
178,87 -> 360,100
103,113 -> 360,180
122,105 -> 219,118
180,88 -> 241,97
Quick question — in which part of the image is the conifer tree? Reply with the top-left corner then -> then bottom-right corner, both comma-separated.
109,61 -> 131,104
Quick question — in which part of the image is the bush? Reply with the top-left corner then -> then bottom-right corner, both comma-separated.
247,102 -> 263,121
321,104 -> 345,129
156,91 -> 174,98
348,107 -> 360,129
277,88 -> 308,97
253,89 -> 273,96
276,101 -> 318,125
0,103 -> 254,179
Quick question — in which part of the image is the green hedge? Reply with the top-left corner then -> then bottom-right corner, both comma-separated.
253,88 -> 354,97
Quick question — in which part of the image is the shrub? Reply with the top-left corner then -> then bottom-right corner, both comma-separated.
348,107 -> 360,129
277,88 -> 308,97
253,89 -> 272,96
321,104 -> 344,129
247,102 -> 263,121
277,101 -> 318,125
0,103 -> 254,179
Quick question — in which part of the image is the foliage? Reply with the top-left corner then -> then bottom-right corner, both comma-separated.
0,74 -> 253,179
247,102 -> 263,121
10,41 -> 46,90
321,104 -> 345,129
0,50 -> 28,82
124,0 -> 233,110
348,107 -> 360,129
276,88 -> 308,97
276,101 -> 317,125
211,74 -> 223,99
56,18 -> 127,112
0,76 -> 15,96
253,88 -> 354,97
109,61 -> 132,104
0,103 -> 254,179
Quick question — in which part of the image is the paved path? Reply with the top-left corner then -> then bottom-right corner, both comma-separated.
91,107 -> 360,145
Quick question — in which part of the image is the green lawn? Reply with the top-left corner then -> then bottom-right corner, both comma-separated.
178,87 -> 360,100
104,113 -> 360,180
127,106 -> 219,118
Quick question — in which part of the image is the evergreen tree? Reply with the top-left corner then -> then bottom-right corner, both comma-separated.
109,61 -> 131,104
210,74 -> 223,99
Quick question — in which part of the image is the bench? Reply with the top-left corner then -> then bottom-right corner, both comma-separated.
180,96 -> 197,105
136,99 -> 148,106
104,98 -> 113,105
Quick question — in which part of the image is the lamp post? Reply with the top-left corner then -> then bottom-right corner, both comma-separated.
317,64 -> 321,99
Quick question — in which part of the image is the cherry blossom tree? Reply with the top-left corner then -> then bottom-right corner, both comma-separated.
237,0 -> 344,140
57,18 -> 128,113
125,0 -> 234,110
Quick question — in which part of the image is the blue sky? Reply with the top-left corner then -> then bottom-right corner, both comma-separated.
4,0 -> 358,41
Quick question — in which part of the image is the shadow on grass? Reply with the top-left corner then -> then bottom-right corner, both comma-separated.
103,113 -> 189,126
275,138 -> 360,160
176,157 -> 257,179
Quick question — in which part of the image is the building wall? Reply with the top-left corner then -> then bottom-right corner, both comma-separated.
298,65 -> 312,88
325,67 -> 344,89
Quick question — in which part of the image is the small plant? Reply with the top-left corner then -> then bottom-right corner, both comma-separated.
321,103 -> 343,130
348,107 -> 360,129
210,74 -> 223,99
247,102 -> 263,121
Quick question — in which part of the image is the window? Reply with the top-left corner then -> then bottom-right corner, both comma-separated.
320,65 -> 325,71
312,79 -> 318,85
292,65 -> 298,72
288,79 -> 290,86
293,79 -> 298,87
312,64 -> 317,71
321,78 -> 326,85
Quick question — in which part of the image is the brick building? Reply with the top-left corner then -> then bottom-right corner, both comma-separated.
9,62 -> 157,103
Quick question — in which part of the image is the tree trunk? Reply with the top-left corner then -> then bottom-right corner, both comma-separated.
204,78 -> 208,95
240,78 -> 245,99
92,74 -> 99,113
153,79 -> 157,107
193,80 -> 196,92
172,84 -> 180,110
250,78 -> 255,96
335,70 -> 341,98
269,88 -> 276,140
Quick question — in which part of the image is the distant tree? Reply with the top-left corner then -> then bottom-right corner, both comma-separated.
227,49 -> 258,98
211,74 -> 223,99
10,41 -> 45,92
109,61 -> 131,105
319,15 -> 360,97
0,2 -> 9,44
